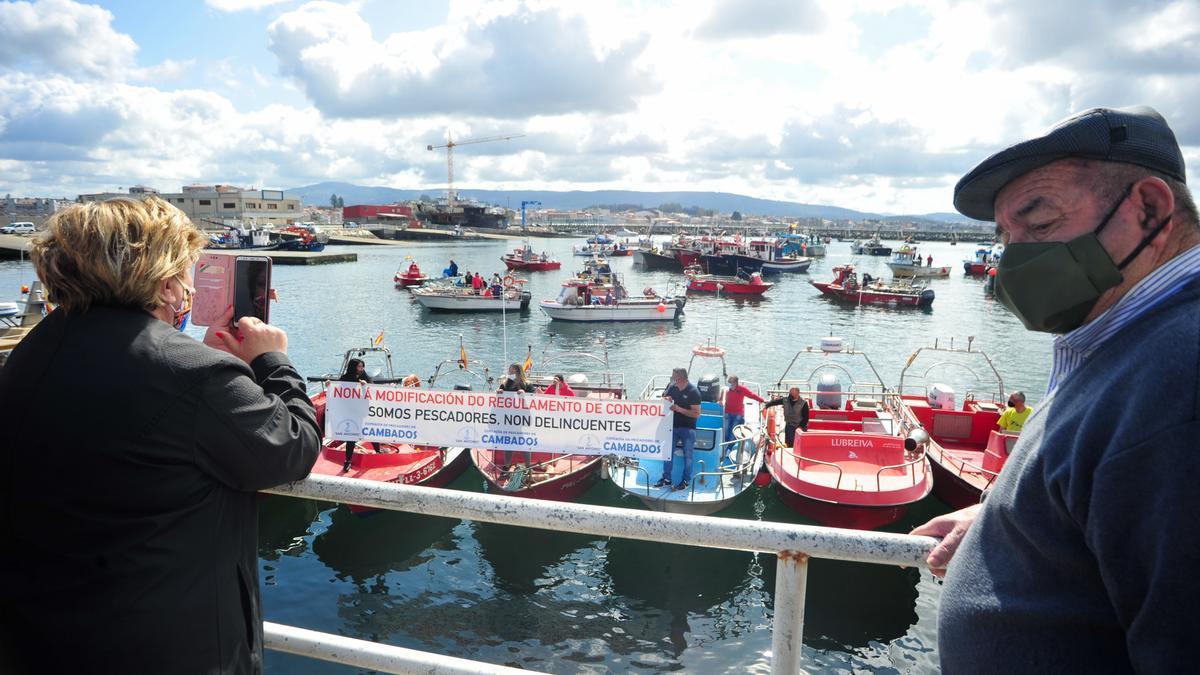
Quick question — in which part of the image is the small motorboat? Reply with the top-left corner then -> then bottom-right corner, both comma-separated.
412,279 -> 531,311
812,265 -> 934,307
889,338 -> 1016,509
851,235 -> 891,256
964,247 -> 1001,276
778,233 -> 826,257
471,346 -> 627,502
394,259 -> 429,287
540,280 -> 685,322
888,246 -> 951,279
502,243 -> 561,271
306,345 -> 475,513
608,341 -> 766,515
764,338 -> 932,529
686,268 -> 773,296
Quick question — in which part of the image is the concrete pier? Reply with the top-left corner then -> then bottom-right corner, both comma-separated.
206,249 -> 357,265
0,234 -> 32,259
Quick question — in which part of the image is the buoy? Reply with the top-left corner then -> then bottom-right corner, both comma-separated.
20,284 -> 29,294
754,469 -> 773,488
988,267 -> 997,277
502,275 -> 516,288
656,303 -> 666,313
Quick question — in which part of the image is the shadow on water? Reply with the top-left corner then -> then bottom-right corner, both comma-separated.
257,494 -> 320,560
312,506 -> 462,582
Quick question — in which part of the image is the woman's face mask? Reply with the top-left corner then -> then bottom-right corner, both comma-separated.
995,183 -> 1173,333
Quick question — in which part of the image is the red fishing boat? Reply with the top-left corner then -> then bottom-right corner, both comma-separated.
394,260 -> 428,287
763,339 -> 933,530
685,267 -> 773,296
963,247 -> 1000,276
889,339 -> 1018,509
502,244 -> 562,271
307,345 -> 483,513
811,265 -> 934,307
470,345 -> 627,501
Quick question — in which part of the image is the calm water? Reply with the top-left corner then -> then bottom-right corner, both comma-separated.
0,237 -> 1052,673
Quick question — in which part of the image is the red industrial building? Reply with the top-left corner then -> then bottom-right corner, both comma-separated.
342,204 -> 415,222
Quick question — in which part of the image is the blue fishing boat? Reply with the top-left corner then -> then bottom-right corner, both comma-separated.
608,341 -> 764,515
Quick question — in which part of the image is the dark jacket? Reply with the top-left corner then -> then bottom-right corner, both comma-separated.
0,306 -> 321,674
940,277 -> 1200,673
764,395 -> 809,430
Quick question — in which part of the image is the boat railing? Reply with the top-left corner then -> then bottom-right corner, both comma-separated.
781,450 -> 847,490
260,476 -> 936,673
873,449 -> 930,492
935,447 -> 1001,486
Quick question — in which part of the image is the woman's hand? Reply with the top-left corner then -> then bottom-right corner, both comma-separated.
910,504 -> 982,578
203,305 -> 235,355
212,316 -> 288,365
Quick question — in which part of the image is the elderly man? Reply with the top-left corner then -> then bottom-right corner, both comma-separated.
655,367 -> 702,491
763,386 -> 810,448
913,106 -> 1200,673
996,391 -> 1032,432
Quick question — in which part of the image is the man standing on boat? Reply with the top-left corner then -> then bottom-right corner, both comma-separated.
913,106 -> 1200,673
721,375 -> 764,446
763,386 -> 809,448
656,367 -> 702,491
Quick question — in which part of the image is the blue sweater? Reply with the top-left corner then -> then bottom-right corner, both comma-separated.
939,277 -> 1200,673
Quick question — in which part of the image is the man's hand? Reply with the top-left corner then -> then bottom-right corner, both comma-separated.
910,504 -> 982,578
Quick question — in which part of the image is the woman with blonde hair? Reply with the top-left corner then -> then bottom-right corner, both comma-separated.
0,197 -> 320,674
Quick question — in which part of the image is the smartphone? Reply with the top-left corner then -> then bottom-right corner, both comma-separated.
191,253 -> 272,326
233,256 -> 271,325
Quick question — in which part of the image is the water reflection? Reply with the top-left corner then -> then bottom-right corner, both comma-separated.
312,506 -> 461,581
257,495 -> 319,560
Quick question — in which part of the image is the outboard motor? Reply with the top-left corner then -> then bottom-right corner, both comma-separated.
815,373 -> 843,410
928,383 -> 955,410
453,383 -> 473,391
919,289 -> 936,307
696,374 -> 721,403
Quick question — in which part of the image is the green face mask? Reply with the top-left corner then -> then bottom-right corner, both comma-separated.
995,183 -> 1172,334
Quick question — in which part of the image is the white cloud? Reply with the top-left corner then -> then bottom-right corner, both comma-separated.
267,1 -> 657,118
0,0 -> 138,78
694,0 -> 826,40
206,0 -> 291,12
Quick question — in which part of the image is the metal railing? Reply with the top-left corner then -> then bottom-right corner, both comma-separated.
262,475 -> 937,674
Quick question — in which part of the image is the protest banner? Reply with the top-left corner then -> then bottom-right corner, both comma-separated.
325,384 -> 672,461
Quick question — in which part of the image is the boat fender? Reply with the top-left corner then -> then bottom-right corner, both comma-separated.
503,275 -> 516,289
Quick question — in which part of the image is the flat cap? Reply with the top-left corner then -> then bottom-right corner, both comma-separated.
953,105 -> 1186,221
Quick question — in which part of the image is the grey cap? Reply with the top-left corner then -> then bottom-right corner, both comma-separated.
954,105 -> 1186,221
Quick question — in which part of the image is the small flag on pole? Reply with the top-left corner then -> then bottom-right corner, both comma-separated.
373,330 -> 384,347
459,344 -> 468,368
522,346 -> 534,373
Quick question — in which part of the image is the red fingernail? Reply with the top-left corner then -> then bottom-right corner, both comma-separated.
215,332 -> 226,339
237,336 -> 245,342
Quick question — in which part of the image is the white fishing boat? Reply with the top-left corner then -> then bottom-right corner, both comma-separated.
412,283 -> 531,311
540,294 -> 685,321
887,246 -> 951,278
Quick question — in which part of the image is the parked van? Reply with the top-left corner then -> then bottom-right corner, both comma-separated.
0,222 -> 35,234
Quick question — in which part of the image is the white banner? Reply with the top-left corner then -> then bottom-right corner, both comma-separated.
325,384 -> 672,461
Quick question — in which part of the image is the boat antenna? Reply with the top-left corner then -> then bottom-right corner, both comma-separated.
501,287 -> 509,367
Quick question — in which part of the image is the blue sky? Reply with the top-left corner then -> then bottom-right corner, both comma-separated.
1,0 -> 1197,214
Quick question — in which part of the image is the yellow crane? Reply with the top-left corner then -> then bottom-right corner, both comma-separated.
426,132 -> 524,209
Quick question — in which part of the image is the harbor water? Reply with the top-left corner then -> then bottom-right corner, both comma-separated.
0,237 -> 1052,673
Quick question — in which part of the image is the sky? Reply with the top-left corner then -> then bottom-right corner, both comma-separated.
0,0 -> 1198,215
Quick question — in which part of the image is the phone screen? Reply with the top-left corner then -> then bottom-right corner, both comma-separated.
234,257 -> 271,325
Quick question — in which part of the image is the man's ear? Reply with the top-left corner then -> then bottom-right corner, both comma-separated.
1132,176 -> 1175,229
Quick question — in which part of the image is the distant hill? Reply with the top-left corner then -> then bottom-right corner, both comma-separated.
289,181 -> 985,225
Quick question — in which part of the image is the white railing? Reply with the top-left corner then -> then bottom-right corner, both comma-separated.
263,474 -> 937,674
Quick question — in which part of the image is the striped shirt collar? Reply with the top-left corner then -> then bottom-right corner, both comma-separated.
1047,243 -> 1200,394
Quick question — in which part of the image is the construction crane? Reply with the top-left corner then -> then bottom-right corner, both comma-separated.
426,132 -> 524,210
520,200 -> 541,229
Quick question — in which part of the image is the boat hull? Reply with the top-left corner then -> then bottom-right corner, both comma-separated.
888,264 -> 951,278
811,281 -> 933,307
471,450 -> 603,501
760,258 -> 811,274
310,444 -> 470,514
687,278 -> 772,295
772,483 -> 907,530
394,275 -> 428,287
539,299 -> 683,321
502,257 -> 561,271
927,454 -> 986,510
415,291 -> 531,311
632,249 -> 683,271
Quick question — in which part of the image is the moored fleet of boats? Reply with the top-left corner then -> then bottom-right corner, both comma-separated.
306,334 -> 1019,531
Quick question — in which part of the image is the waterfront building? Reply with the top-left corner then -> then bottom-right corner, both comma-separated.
78,185 -> 303,229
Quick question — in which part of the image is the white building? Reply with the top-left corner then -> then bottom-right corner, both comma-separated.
79,185 -> 303,228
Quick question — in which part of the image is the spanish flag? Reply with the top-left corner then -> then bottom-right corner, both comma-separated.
373,330 -> 384,347
522,348 -> 534,373
459,344 -> 468,368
